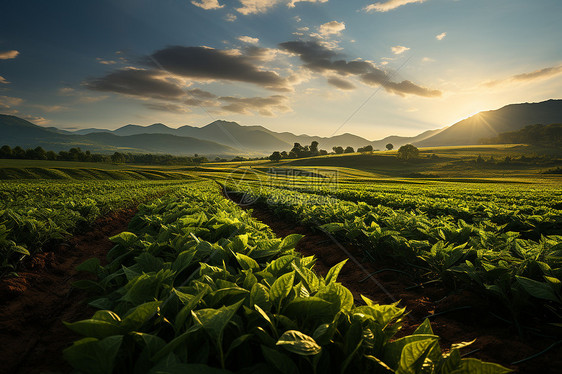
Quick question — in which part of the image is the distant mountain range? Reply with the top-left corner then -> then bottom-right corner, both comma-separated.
1,99 -> 561,156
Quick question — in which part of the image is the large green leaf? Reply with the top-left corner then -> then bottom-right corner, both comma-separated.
261,345 -> 299,374
383,334 -> 440,369
235,252 -> 260,271
276,330 -> 321,356
265,255 -> 298,276
315,283 -> 354,313
121,301 -> 162,332
291,262 -> 319,293
110,231 -> 138,246
413,319 -> 434,335
270,271 -> 295,309
64,315 -> 123,339
325,259 -> 348,285
76,258 -> 101,274
192,300 -> 243,341
250,283 -> 272,311
284,296 -> 334,321
63,335 -> 124,374
515,275 -> 559,302
280,234 -> 304,250
396,338 -> 439,374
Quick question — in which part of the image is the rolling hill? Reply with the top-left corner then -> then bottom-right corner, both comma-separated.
415,99 -> 562,146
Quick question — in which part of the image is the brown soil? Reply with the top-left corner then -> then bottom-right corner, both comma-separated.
245,205 -> 562,374
0,208 -> 137,374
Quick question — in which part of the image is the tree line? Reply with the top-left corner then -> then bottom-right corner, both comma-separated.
267,141 -> 421,162
0,145 -> 208,165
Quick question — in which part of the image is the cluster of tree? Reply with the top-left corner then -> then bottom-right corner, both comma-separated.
267,141 -> 412,162
474,154 -> 558,165
268,140 -> 389,162
396,144 -> 419,160
0,145 -> 208,165
483,123 -> 562,147
269,141 -> 329,161
331,146 -> 354,154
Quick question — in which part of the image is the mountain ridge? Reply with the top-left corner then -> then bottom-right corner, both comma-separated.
2,99 -> 561,156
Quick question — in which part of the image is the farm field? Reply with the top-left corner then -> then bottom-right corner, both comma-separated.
5,1 -> 562,372
0,156 -> 561,373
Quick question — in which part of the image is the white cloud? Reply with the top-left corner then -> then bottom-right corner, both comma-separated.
288,0 -> 328,8
364,0 -> 426,13
391,45 -> 410,55
421,57 -> 435,62
0,50 -> 19,60
317,21 -> 345,37
225,13 -> 237,22
96,57 -> 118,65
236,0 -> 328,15
0,76 -> 10,84
436,32 -> 446,40
191,0 -> 224,10
237,0 -> 281,15
237,35 -> 260,44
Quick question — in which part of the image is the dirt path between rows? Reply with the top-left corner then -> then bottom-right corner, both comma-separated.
0,208 -> 137,374
242,204 -> 562,374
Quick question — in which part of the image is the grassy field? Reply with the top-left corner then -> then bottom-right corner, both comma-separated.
1,143 -> 561,184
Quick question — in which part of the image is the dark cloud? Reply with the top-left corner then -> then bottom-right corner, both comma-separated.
186,88 -> 217,99
82,65 -> 292,116
143,102 -> 190,113
83,68 -> 185,100
219,95 -> 290,116
148,46 -> 288,90
383,80 -> 442,97
327,77 -> 355,90
279,41 -> 339,71
280,40 -> 441,97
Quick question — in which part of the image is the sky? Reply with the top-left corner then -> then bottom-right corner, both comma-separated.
1,0 -> 561,140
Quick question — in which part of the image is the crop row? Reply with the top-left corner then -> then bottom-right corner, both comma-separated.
224,182 -> 562,327
0,180 -> 191,277
257,180 -> 562,238
65,182 -> 509,373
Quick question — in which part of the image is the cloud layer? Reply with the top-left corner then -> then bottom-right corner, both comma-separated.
84,68 -> 186,100
484,64 -> 562,87
279,40 -> 441,97
364,0 -> 427,12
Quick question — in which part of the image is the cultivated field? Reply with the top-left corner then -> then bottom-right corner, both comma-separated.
1,148 -> 561,373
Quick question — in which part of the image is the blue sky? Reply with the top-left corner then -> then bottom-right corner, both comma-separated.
1,0 -> 561,140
